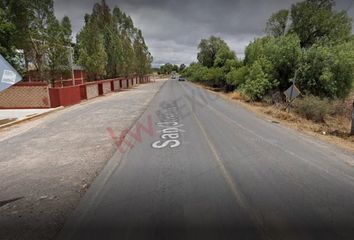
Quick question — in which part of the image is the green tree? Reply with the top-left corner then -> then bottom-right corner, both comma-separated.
265,34 -> 302,89
47,15 -> 71,85
197,36 -> 229,68
244,36 -> 272,65
4,0 -> 32,68
159,63 -> 176,74
240,58 -> 278,101
134,29 -> 152,77
204,67 -> 225,86
290,0 -> 352,47
78,19 -> 107,80
265,9 -> 290,37
244,34 -> 301,90
213,45 -> 236,68
226,66 -> 249,87
297,41 -> 354,99
0,6 -> 20,70
61,16 -> 72,44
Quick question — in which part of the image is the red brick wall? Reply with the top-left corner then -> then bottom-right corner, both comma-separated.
0,83 -> 50,108
49,86 -> 81,108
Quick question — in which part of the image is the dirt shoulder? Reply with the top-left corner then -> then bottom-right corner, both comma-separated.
0,79 -> 167,240
192,82 -> 354,154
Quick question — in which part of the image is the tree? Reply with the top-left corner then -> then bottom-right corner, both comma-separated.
204,67 -> 224,87
226,66 -> 248,87
0,6 -> 20,70
265,9 -> 290,37
240,58 -> 278,101
47,15 -> 71,85
134,29 -> 152,77
290,0 -> 351,47
213,45 -> 236,68
296,41 -> 354,99
159,63 -> 177,74
197,36 -> 229,68
265,34 -> 302,89
4,0 -> 32,68
244,37 -> 272,65
78,18 -> 107,80
77,2 -> 152,79
179,63 -> 186,72
244,34 -> 301,90
61,16 -> 72,44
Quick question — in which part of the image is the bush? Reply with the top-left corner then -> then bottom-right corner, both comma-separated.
239,58 -> 278,101
226,66 -> 248,87
244,35 -> 301,91
297,42 -> 354,99
204,67 -> 225,86
293,95 -> 331,122
182,63 -> 208,82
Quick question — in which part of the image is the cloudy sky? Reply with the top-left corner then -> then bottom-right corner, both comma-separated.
54,0 -> 354,67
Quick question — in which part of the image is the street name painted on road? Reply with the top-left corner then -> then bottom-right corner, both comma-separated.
152,122 -> 184,149
152,100 -> 185,149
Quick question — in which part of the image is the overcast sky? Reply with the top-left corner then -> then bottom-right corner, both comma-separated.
54,0 -> 354,67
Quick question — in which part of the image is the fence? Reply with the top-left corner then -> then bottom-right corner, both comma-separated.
0,82 -> 51,109
0,75 -> 151,109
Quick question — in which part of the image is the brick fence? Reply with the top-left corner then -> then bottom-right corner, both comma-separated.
0,75 -> 151,109
0,83 -> 50,109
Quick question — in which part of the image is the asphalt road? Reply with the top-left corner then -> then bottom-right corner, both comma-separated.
59,79 -> 354,240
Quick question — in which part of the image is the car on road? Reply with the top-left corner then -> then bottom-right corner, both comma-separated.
178,77 -> 185,81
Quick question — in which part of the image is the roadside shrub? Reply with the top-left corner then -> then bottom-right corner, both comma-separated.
330,100 -> 352,118
239,58 -> 278,101
226,66 -> 249,87
297,42 -> 354,99
293,95 -> 331,122
204,67 -> 225,86
182,62 -> 208,82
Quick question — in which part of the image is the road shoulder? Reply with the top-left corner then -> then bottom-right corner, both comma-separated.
190,82 -> 354,154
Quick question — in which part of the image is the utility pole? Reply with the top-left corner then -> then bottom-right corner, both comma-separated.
68,46 -> 75,86
351,101 -> 354,135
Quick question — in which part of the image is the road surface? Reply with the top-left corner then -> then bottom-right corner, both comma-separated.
0,79 -> 166,240
59,79 -> 354,240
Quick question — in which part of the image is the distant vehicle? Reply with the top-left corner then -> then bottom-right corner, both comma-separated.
178,77 -> 185,81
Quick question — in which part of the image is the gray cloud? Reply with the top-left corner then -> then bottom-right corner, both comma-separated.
54,0 -> 354,67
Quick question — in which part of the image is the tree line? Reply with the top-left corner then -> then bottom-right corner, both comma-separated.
76,0 -> 152,80
0,0 -> 152,84
158,63 -> 185,75
182,0 -> 354,101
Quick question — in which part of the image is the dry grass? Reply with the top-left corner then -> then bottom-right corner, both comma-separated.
235,98 -> 354,151
230,91 -> 243,100
195,83 -> 354,152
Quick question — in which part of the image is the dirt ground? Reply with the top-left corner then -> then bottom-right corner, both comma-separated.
0,79 -> 167,240
194,83 -> 354,154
